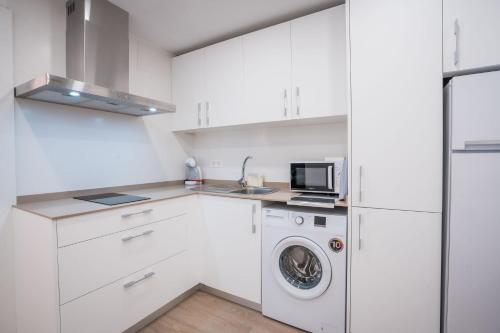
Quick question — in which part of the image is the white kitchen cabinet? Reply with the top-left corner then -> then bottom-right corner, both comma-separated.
350,0 -> 442,212
58,214 -> 189,304
350,207 -> 441,333
290,6 -> 346,119
243,23 -> 292,123
443,0 -> 500,76
172,49 -> 206,130
60,252 -> 192,333
171,6 -> 347,131
14,196 -> 200,333
200,195 -> 262,304
203,37 -> 245,127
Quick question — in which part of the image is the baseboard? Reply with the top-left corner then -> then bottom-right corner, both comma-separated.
199,284 -> 262,312
125,284 -> 262,332
124,284 -> 200,333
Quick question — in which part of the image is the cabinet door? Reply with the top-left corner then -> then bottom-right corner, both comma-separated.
243,23 -> 292,123
200,196 -> 261,304
204,37 -> 244,127
443,0 -> 500,76
350,0 -> 442,212
290,6 -> 347,119
350,207 -> 441,333
172,49 -> 206,130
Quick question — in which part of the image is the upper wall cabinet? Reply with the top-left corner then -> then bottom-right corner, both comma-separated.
172,49 -> 206,130
290,6 -> 346,119
172,5 -> 347,132
443,0 -> 500,77
204,37 -> 245,128
242,23 -> 292,124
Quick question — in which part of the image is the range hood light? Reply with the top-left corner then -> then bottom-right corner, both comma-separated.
68,91 -> 80,97
148,107 -> 157,112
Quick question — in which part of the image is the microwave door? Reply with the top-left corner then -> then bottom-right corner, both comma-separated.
290,163 -> 334,193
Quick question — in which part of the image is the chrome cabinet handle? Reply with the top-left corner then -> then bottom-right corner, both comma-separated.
197,102 -> 202,126
123,271 -> 155,289
251,204 -> 257,234
205,101 -> 210,126
296,87 -> 300,116
358,214 -> 363,250
121,229 -> 154,242
454,19 -> 460,67
283,89 -> 288,117
121,208 -> 153,218
464,140 -> 500,151
358,166 -> 363,203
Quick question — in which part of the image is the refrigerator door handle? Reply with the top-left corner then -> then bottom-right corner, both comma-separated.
464,140 -> 500,151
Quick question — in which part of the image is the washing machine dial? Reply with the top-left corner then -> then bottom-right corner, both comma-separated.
295,216 -> 304,225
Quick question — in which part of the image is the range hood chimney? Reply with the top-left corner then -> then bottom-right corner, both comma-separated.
14,0 -> 175,116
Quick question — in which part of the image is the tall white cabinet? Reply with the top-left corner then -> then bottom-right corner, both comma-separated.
349,0 -> 442,332
350,208 -> 441,333
443,0 -> 500,76
350,0 -> 442,213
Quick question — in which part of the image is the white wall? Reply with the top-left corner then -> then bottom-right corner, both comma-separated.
183,122 -> 347,182
12,0 -> 187,195
0,6 -> 17,333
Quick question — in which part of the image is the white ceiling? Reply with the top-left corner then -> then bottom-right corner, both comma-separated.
109,0 -> 344,55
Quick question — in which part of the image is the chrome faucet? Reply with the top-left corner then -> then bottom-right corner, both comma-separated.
238,156 -> 253,188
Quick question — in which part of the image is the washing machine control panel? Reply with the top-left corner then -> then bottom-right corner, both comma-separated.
290,212 -> 329,228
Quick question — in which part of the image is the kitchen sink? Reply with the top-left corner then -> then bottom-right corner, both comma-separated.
230,187 -> 279,195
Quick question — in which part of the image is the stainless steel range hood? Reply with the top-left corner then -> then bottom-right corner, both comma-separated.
14,0 -> 175,116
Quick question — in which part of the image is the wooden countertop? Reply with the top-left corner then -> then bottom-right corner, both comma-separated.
14,184 -> 347,220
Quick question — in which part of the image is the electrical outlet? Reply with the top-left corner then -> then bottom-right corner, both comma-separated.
209,160 -> 223,168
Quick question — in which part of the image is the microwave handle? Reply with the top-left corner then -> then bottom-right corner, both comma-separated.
327,165 -> 334,190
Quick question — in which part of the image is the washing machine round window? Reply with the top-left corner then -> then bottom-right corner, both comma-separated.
271,236 -> 332,300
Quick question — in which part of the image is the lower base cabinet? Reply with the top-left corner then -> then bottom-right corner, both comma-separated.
60,251 -> 194,333
200,196 -> 262,304
350,207 -> 441,333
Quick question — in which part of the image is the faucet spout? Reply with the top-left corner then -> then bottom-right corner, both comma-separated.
238,156 -> 253,188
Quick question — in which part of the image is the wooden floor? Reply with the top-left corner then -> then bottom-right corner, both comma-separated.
139,291 -> 305,333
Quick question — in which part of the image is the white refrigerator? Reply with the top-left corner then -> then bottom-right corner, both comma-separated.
443,70 -> 500,333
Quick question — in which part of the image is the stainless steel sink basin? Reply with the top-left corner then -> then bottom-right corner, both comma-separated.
230,187 -> 279,195
191,185 -> 240,194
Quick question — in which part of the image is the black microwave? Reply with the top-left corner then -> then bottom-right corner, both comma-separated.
290,160 -> 347,197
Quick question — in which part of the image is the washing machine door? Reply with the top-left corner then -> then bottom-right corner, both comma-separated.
271,236 -> 332,300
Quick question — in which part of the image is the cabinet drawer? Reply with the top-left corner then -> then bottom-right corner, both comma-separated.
60,251 -> 194,333
58,214 -> 189,304
57,196 -> 191,247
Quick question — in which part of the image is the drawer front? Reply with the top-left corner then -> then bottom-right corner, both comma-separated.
60,251 -> 195,333
58,214 -> 189,304
57,196 -> 192,247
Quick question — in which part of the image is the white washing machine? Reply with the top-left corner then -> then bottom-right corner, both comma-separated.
262,204 -> 347,333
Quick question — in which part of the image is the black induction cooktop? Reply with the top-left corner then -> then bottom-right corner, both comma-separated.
73,193 -> 150,206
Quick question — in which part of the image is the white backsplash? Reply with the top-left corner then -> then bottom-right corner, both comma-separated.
181,121 -> 347,183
